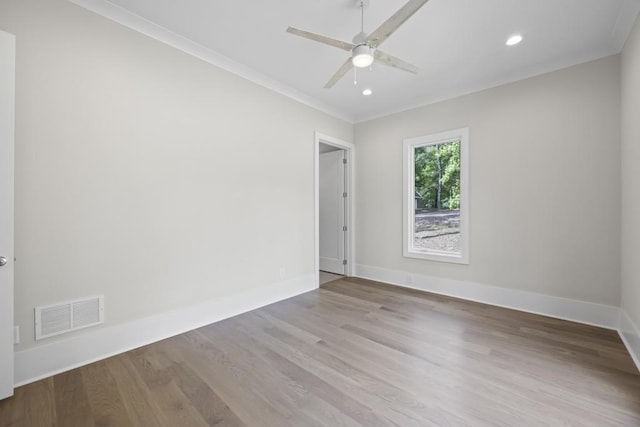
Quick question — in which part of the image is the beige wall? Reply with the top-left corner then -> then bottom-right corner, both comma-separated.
622,16 -> 640,327
355,55 -> 621,305
0,0 -> 352,351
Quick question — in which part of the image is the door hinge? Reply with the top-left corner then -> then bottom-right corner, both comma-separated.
343,192 -> 347,198
342,225 -> 347,232
342,259 -> 347,265
343,158 -> 347,164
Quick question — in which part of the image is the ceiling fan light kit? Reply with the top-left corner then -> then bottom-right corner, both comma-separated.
286,0 -> 429,88
352,45 -> 374,68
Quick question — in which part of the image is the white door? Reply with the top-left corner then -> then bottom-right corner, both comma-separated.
319,150 -> 345,275
0,30 -> 15,400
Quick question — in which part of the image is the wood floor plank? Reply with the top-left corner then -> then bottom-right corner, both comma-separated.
194,325 -> 339,426
53,368 -> 93,426
262,297 -> 527,425
0,379 -> 58,427
160,331 -> 300,426
103,355 -> 168,427
81,360 -> 133,427
125,345 -> 210,426
169,360 -> 245,427
234,312 -> 458,427
208,316 -> 400,426
146,380 -> 210,427
340,316 -> 638,425
259,347 -> 396,427
2,276 -> 640,426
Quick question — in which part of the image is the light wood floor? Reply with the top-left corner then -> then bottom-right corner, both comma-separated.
2,277 -> 640,426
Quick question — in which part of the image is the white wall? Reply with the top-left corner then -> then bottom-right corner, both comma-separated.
354,55 -> 621,306
0,0 -> 352,352
622,16 -> 640,328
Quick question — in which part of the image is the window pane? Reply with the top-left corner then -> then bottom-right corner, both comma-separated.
413,140 -> 461,255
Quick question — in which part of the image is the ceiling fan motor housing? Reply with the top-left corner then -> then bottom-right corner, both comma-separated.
352,31 -> 368,45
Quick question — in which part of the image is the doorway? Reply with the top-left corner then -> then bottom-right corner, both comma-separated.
314,133 -> 354,287
319,146 -> 345,276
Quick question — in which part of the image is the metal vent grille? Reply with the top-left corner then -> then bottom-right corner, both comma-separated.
35,295 -> 104,340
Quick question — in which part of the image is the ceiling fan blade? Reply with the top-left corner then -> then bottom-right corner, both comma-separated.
365,0 -> 430,48
286,27 -> 354,52
374,50 -> 418,74
324,58 -> 354,88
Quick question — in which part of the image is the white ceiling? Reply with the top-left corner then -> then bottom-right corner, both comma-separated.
72,0 -> 640,123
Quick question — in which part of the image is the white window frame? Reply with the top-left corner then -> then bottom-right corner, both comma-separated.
403,127 -> 469,264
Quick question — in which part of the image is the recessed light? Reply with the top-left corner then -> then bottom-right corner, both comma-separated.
506,34 -> 523,46
362,88 -> 373,96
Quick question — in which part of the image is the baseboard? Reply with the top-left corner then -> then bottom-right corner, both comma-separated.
14,274 -> 316,387
619,310 -> 640,372
355,264 -> 620,330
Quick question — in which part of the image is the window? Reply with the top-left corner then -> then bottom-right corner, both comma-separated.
403,128 -> 469,264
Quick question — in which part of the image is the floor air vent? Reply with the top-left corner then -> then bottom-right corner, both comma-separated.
35,295 -> 104,340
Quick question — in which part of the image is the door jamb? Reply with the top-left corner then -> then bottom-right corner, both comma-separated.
314,132 -> 355,287
0,30 -> 15,400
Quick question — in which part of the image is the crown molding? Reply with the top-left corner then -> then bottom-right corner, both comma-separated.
68,0 -> 354,124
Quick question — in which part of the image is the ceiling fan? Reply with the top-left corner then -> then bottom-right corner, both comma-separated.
286,0 -> 429,88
